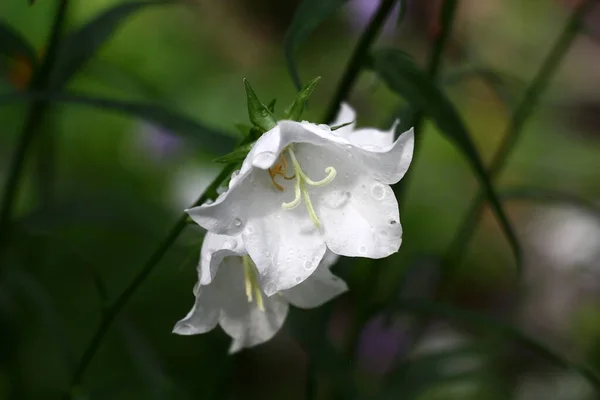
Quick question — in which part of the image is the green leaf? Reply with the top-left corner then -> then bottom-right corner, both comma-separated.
0,21 -> 38,70
213,141 -> 255,164
371,48 -> 522,275
51,0 -> 176,87
386,298 -> 600,393
244,79 -> 277,132
284,76 -> 321,121
267,98 -> 276,113
284,0 -> 348,90
0,90 -> 236,155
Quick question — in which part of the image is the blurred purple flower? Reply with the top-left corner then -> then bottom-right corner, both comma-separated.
357,314 -> 410,375
136,122 -> 184,161
347,0 -> 402,36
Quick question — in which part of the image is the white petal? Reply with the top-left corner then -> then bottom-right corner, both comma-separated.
319,249 -> 340,270
242,191 -> 327,295
322,177 -> 401,258
199,232 -> 246,285
186,167 -> 266,236
249,121 -> 353,170
301,123 -> 414,185
355,126 -> 413,184
282,264 -> 348,309
331,102 -> 356,137
215,259 -> 289,353
346,120 -> 398,149
289,143 -> 403,258
173,285 -> 220,335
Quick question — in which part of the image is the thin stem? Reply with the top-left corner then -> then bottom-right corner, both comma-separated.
0,0 -> 69,254
69,164 -> 236,389
445,0 -> 594,266
322,0 -> 398,124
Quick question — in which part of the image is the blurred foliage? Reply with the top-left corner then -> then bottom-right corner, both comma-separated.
0,0 -> 600,399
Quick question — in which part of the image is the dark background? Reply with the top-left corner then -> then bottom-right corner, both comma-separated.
1,0 -> 600,398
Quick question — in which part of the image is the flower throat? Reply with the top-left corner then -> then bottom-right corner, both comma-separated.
268,146 -> 336,228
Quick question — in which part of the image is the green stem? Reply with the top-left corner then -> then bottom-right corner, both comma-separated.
69,164 -> 236,390
0,0 -> 69,254
395,0 -> 458,202
445,0 -> 594,267
322,0 -> 398,124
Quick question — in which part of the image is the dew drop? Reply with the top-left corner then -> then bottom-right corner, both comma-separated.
371,183 -> 385,200
358,245 -> 368,255
245,225 -> 255,234
318,124 -> 331,131
223,240 -> 235,250
295,276 -> 302,283
233,218 -> 242,227
389,219 -> 397,225
265,283 -> 276,294
203,199 -> 214,206
303,259 -> 313,270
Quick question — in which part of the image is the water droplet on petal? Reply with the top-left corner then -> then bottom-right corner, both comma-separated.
371,183 -> 385,200
203,199 -> 214,205
318,124 -> 331,131
295,276 -> 302,283
358,245 -> 368,255
303,259 -> 315,270
223,240 -> 235,250
233,218 -> 242,227
265,283 -> 276,294
245,225 -> 255,234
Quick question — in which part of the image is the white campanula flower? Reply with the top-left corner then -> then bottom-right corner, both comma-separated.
187,103 -> 414,296
173,232 -> 347,353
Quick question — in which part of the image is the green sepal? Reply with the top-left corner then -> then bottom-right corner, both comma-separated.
244,79 -> 277,132
284,76 -> 321,121
267,99 -> 277,113
234,123 -> 253,137
213,141 -> 255,164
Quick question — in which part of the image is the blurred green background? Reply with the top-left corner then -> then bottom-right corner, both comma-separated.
2,0 -> 600,398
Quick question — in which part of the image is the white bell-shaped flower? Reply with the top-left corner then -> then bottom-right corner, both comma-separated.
173,232 -> 347,353
187,104 -> 413,295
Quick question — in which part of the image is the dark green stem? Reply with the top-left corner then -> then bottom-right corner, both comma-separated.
395,0 -> 458,202
69,164 -> 236,390
322,0 -> 398,123
0,0 -> 69,254
445,0 -> 594,266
